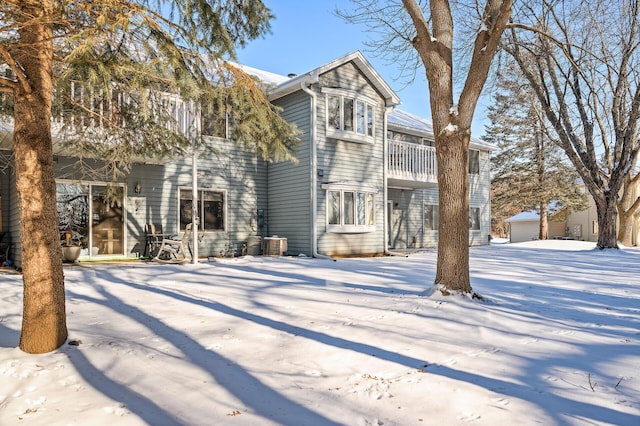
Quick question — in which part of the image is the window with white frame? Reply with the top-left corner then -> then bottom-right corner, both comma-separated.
424,203 -> 439,231
179,188 -> 225,231
324,88 -> 376,143
469,207 -> 481,230
324,183 -> 376,233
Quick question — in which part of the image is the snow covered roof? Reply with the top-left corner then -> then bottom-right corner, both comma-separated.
505,210 -> 541,222
388,108 -> 433,135
506,202 -> 566,222
235,63 -> 289,86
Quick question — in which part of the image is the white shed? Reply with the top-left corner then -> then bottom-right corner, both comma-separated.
505,210 -> 567,243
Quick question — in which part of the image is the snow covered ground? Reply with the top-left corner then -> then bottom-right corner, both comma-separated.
1,240 -> 639,425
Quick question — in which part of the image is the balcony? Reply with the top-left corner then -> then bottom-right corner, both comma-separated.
387,139 -> 438,188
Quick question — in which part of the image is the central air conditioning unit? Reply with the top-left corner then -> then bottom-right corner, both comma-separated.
263,236 -> 287,256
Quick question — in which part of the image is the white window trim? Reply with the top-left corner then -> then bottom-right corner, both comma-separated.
322,88 -> 377,144
178,187 -> 227,232
322,182 -> 378,233
55,179 -> 128,258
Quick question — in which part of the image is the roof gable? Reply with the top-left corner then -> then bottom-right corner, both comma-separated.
267,51 -> 401,107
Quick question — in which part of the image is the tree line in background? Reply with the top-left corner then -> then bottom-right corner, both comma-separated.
498,0 -> 640,248
484,62 -> 588,239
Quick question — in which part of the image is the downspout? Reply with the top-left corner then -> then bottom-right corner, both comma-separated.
384,106 -> 392,256
299,77 -> 334,260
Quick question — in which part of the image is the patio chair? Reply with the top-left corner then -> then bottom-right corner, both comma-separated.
153,224 -> 192,264
144,223 -> 164,258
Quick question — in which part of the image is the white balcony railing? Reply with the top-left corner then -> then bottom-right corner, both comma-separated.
387,139 -> 437,184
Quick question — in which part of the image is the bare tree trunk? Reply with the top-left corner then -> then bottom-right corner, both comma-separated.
595,194 -> 619,249
539,204 -> 548,240
434,133 -> 471,292
14,0 -> 68,354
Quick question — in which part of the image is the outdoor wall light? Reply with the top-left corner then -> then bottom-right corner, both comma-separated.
134,182 -> 141,194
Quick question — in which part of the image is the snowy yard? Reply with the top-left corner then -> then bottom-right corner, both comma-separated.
1,240 -> 639,425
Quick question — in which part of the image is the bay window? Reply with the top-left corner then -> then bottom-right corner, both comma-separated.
324,183 -> 377,233
324,88 -> 376,143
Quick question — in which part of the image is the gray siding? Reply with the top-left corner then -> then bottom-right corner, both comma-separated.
388,149 -> 492,249
469,149 -> 492,246
128,139 -> 266,258
315,62 -> 386,256
267,91 -> 312,256
0,154 -> 20,266
388,187 -> 439,249
49,135 -> 266,260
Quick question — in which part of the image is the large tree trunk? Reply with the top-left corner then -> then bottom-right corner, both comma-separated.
15,0 -> 68,354
434,133 -> 471,293
594,193 -> 619,249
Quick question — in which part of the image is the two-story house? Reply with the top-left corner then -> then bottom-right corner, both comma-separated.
0,51 -> 493,267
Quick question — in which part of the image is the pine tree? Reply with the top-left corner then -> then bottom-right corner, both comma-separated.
0,0 -> 299,354
484,64 -> 587,239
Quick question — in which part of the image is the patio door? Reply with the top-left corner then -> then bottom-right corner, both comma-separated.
57,182 -> 125,257
91,186 -> 124,256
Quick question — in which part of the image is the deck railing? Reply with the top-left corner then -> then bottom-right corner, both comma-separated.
387,139 -> 437,183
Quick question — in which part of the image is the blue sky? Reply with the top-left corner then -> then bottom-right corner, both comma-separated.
236,1 -> 489,137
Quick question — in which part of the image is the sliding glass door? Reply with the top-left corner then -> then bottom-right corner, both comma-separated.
56,182 -> 125,257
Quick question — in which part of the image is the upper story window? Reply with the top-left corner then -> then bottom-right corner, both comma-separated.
323,182 -> 377,233
469,149 -> 480,175
323,88 -> 376,144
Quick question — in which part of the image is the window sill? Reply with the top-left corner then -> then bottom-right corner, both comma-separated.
326,225 -> 376,234
326,129 -> 374,145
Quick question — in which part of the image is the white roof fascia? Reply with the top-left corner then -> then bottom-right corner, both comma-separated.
269,51 -> 401,107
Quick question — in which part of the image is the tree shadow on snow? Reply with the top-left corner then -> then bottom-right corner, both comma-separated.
66,270 -> 342,426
